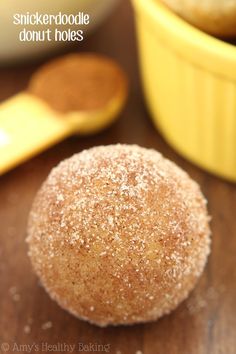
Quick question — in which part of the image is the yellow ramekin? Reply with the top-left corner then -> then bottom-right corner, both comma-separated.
132,0 -> 236,182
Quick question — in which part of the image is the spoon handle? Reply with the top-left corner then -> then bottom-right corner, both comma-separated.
0,92 -> 72,175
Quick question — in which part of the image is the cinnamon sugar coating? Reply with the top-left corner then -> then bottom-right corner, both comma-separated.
27,144 -> 211,326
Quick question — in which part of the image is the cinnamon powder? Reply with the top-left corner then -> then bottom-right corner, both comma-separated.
28,53 -> 128,114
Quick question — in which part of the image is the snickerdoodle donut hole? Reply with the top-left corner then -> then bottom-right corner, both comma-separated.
160,0 -> 236,37
27,144 -> 211,327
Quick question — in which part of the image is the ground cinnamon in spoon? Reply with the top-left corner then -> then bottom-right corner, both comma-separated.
28,53 -> 128,114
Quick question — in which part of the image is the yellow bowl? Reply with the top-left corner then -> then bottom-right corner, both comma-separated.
132,0 -> 236,182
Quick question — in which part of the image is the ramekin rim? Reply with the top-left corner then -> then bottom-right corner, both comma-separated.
132,0 -> 236,65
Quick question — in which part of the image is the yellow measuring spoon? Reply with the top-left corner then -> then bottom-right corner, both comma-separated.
0,53 -> 128,175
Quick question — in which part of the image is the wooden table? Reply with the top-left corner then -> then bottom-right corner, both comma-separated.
0,1 -> 236,353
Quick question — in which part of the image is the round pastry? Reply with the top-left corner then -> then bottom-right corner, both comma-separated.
160,0 -> 236,37
27,144 -> 211,327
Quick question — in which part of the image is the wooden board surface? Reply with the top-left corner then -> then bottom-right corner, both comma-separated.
0,1 -> 236,353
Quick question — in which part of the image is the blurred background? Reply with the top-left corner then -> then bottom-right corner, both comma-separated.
0,1 -> 236,354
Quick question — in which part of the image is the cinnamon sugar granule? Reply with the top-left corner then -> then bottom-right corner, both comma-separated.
41,321 -> 52,330
9,286 -> 17,294
23,325 -> 31,334
9,286 -> 20,302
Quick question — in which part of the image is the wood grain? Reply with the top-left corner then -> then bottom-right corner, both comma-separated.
0,1 -> 236,353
